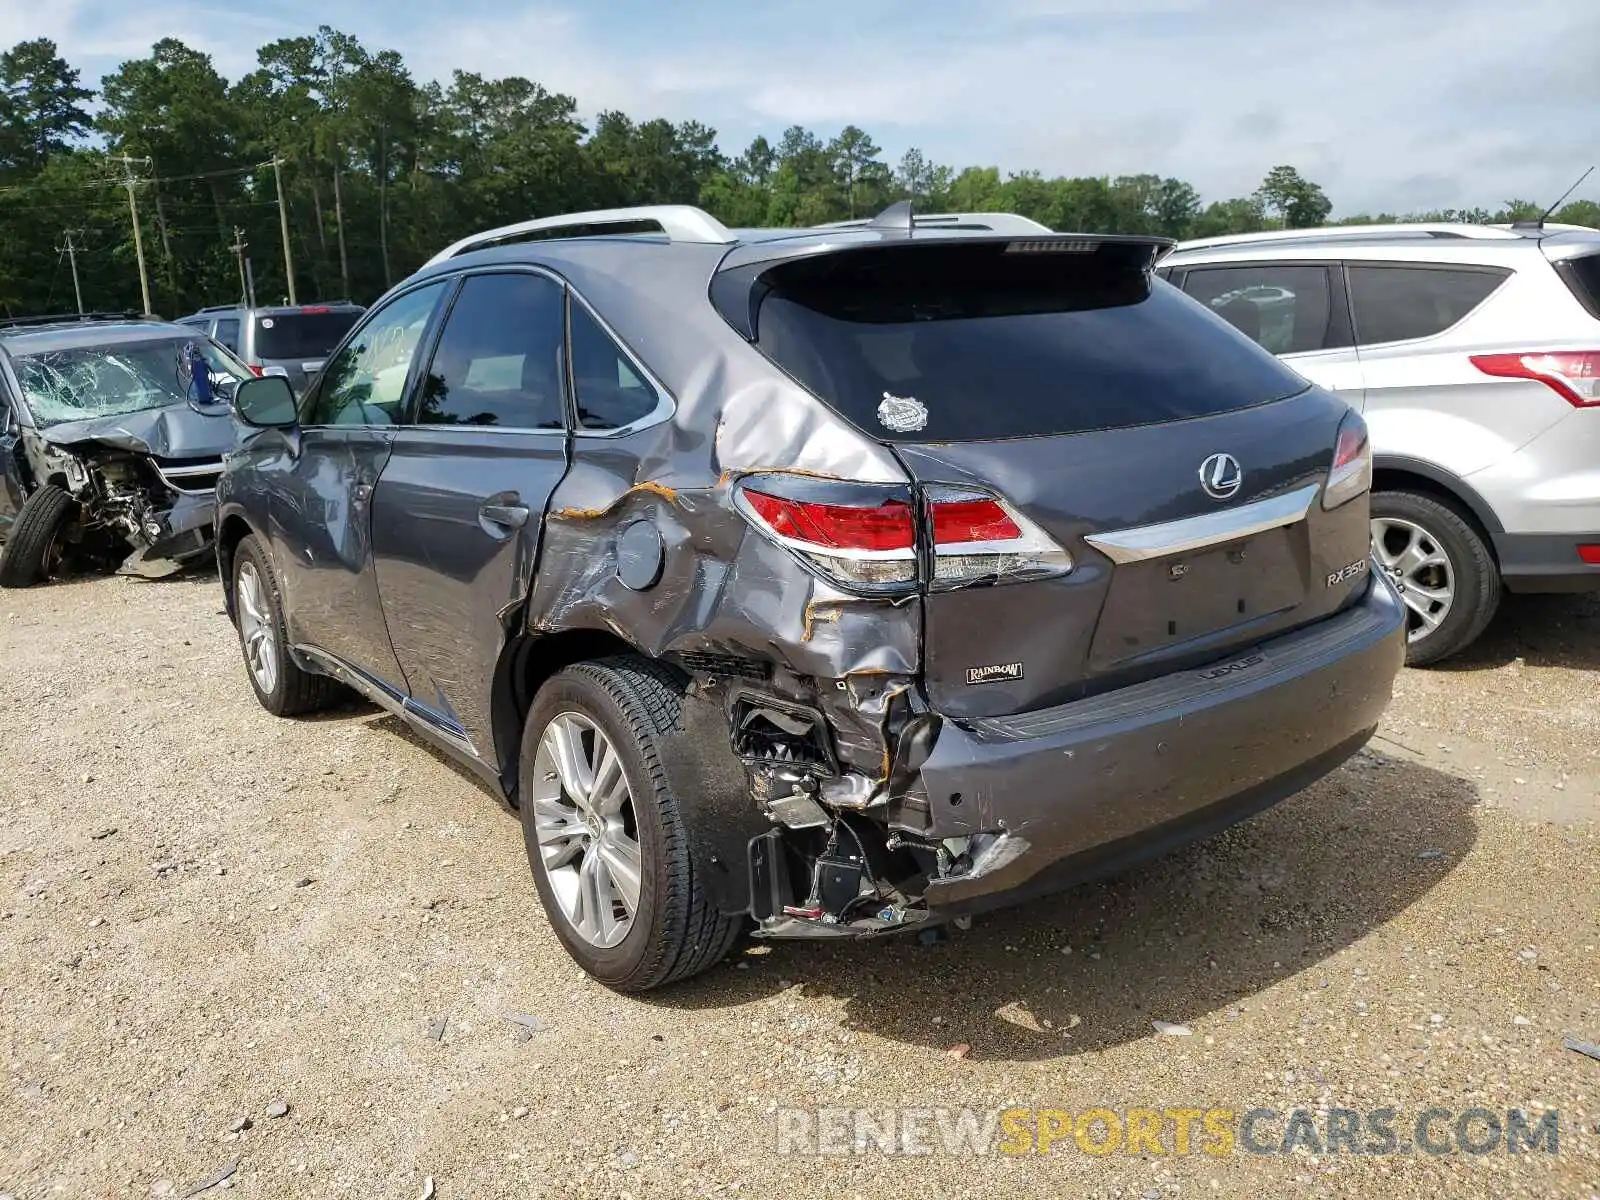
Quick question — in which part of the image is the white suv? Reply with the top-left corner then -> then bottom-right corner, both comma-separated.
1161,222 -> 1600,663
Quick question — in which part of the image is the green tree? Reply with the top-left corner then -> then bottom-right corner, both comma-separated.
828,125 -> 882,218
1192,196 -> 1267,238
0,39 -> 94,170
1254,165 -> 1332,228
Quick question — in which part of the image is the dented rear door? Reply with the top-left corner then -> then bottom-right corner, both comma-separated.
370,271 -> 571,754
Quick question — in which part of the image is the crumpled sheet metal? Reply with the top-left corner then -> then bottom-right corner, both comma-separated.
528,456 -> 919,777
40,400 -> 239,460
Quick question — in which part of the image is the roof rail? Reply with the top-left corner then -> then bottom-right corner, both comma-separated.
426,205 -> 735,266
1176,223 -> 1525,253
814,209 -> 1054,236
0,310 -> 154,331
195,304 -> 239,314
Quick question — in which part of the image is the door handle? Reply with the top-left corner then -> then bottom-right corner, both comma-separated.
480,502 -> 531,530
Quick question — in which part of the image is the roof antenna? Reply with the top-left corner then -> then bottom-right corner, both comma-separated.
868,200 -> 916,236
1516,166 -> 1594,230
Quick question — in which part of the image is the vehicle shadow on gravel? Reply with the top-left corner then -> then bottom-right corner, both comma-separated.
1437,591 -> 1600,671
651,752 -> 1480,1063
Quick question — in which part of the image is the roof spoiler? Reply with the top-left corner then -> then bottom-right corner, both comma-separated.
711,226 -> 1173,340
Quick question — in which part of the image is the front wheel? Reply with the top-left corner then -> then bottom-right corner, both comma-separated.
519,657 -> 742,992
231,535 -> 343,716
0,484 -> 75,588
1369,490 -> 1500,666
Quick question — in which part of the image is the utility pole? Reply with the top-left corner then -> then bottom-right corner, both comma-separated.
59,230 -> 84,314
229,226 -> 253,306
271,157 -> 297,305
110,155 -> 152,314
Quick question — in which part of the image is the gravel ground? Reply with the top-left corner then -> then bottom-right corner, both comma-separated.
0,572 -> 1596,1199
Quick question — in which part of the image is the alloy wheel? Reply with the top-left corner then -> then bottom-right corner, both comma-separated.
1370,516 -> 1455,643
235,560 -> 279,695
529,713 -> 643,949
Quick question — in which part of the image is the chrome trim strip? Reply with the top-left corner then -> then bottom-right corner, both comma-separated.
1083,483 -> 1321,565
157,462 -> 224,477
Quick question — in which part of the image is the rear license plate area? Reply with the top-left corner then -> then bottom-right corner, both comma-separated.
1089,527 -> 1307,665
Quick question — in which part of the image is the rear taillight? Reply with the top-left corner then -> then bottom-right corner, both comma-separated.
248,364 -> 263,377
923,485 -> 1072,589
1470,351 -> 1600,407
734,476 -> 1071,593
737,484 -> 918,591
1323,411 -> 1372,510
1579,544 -> 1600,565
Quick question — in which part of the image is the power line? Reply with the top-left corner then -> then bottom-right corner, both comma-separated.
0,158 -> 275,197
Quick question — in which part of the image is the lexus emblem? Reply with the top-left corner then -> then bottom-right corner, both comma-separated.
1198,452 -> 1243,500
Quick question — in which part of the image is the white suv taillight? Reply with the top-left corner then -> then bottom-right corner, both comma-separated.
733,476 -> 1072,594
1323,411 -> 1372,510
1470,351 -> 1600,407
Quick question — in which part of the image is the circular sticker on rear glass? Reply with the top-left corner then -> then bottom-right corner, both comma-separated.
877,392 -> 927,433
260,317 -> 275,328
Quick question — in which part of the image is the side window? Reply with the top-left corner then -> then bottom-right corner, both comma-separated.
1347,265 -> 1507,346
569,300 -> 662,430
415,273 -> 565,428
302,283 -> 445,427
1182,265 -> 1333,355
214,319 -> 240,353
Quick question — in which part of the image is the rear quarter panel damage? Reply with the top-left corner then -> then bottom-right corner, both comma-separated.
514,342 -> 927,915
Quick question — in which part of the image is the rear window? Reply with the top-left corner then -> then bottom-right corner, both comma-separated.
252,310 -> 362,360
1556,252 -> 1600,321
745,242 -> 1310,441
1346,265 -> 1507,346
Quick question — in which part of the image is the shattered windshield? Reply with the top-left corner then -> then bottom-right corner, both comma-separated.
13,337 -> 252,427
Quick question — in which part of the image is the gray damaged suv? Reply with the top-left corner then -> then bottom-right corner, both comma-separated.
216,203 -> 1406,990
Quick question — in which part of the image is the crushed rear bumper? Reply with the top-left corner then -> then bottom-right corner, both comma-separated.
915,572 -> 1406,915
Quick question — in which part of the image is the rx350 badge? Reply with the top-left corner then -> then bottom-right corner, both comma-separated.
1326,557 -> 1370,588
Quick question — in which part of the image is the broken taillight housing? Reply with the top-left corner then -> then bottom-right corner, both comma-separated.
1322,410 -> 1372,510
922,485 -> 1073,589
734,475 -> 1072,594
1470,350 -> 1600,407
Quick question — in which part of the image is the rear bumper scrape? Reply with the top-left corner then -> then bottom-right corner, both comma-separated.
912,573 -> 1406,911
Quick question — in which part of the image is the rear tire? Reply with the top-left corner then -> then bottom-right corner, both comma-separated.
0,484 -> 75,588
1369,489 -> 1499,666
519,656 -> 743,992
231,534 -> 342,716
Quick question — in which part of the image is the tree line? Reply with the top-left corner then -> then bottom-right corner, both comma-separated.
1,30 -> 1595,317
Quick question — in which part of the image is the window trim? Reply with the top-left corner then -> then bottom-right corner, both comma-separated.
401,265 -> 569,435
1339,259 -> 1512,351
565,287 -> 676,439
297,277 -> 453,430
387,263 -> 677,438
1177,260 -> 1353,352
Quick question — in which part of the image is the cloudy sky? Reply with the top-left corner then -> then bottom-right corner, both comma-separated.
10,0 -> 1599,216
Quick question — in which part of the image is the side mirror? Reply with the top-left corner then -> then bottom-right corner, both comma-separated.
232,375 -> 299,429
